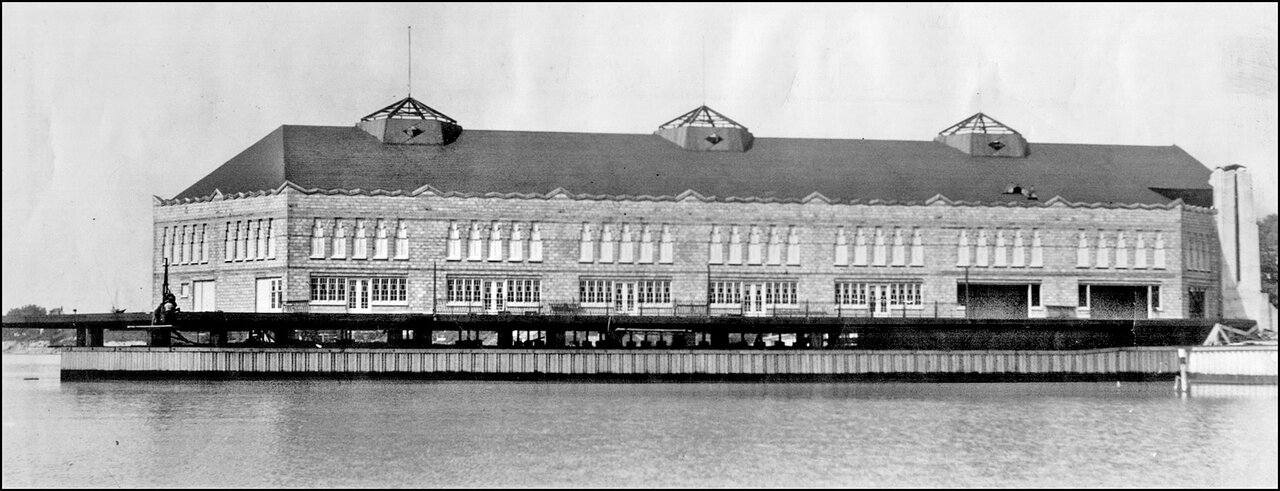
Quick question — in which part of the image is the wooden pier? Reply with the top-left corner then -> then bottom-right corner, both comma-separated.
1187,344 -> 1278,385
60,346 -> 1184,382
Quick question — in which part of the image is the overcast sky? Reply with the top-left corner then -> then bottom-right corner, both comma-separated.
3,3 -> 1276,314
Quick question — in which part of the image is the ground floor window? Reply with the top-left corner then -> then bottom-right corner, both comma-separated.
370,277 -> 407,303
836,282 -> 922,307
447,277 -> 542,311
580,279 -> 671,314
709,280 -> 798,314
310,276 -> 407,306
311,276 -> 346,303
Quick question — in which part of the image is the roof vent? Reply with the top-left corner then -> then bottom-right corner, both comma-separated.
357,96 -> 463,145
654,105 -> 753,152
1003,183 -> 1038,200
934,112 -> 1028,157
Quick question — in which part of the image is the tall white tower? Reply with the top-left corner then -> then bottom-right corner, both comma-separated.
1210,165 -> 1273,331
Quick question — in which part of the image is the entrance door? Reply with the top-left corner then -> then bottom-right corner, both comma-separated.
347,279 -> 370,313
255,278 -> 282,313
192,280 -> 216,311
484,280 -> 506,314
744,283 -> 766,316
871,285 -> 890,317
614,282 -> 636,315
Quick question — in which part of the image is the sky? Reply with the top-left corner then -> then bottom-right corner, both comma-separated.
3,3 -> 1276,314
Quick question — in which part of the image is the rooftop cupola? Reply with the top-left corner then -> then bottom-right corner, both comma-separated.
358,96 -> 463,145
934,112 -> 1028,157
655,105 -> 754,152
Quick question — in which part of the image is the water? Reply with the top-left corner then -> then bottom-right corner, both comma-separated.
3,354 -> 1276,488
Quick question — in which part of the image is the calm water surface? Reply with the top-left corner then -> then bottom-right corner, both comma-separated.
3,354 -> 1276,488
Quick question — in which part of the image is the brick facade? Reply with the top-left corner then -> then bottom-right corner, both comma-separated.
153,188 -> 1221,319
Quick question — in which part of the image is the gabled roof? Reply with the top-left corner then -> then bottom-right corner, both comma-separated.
172,125 -> 1214,206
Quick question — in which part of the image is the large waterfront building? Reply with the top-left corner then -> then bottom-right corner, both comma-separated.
153,96 -> 1271,326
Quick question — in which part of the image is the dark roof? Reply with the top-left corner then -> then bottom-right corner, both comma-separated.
174,125 -> 1214,206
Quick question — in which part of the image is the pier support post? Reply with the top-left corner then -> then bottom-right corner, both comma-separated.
672,333 -> 689,348
414,328 -> 433,346
149,328 -> 170,347
547,330 -> 566,348
498,330 -> 514,348
88,327 -> 105,347
1177,348 -> 1191,394
272,328 -> 293,346
711,331 -> 729,349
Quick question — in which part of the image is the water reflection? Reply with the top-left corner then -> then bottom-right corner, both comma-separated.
4,355 -> 1277,488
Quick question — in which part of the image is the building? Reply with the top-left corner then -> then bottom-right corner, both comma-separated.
152,95 -> 1270,326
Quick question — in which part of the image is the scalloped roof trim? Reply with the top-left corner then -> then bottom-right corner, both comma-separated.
156,184 -> 1214,212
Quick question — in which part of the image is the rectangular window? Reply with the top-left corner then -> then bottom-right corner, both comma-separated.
600,226 -> 615,263
767,226 -> 783,265
332,221 -> 348,259
1030,284 -> 1041,307
659,225 -> 674,264
910,228 -> 924,267
709,226 -> 724,264
180,282 -> 191,298
374,220 -> 390,260
370,277 -> 407,303
447,278 -> 484,304
853,227 -> 869,266
509,224 -> 525,262
246,221 -> 257,260
783,226 -> 800,265
579,223 -> 595,263
836,282 -> 923,307
1150,285 -> 1161,311
1078,284 -> 1090,308
256,220 -> 267,260
310,276 -> 347,303
467,223 -> 483,261
200,224 -> 209,263
447,278 -> 540,305
265,219 -> 276,260
505,279 -> 541,304
1188,288 -> 1205,318
529,224 -> 544,262
310,220 -> 325,259
727,226 -> 743,264
353,220 -> 369,260
639,225 -> 654,263
993,230 -> 1007,267
872,228 -> 887,266
225,222 -> 234,262
395,220 -> 410,260
891,228 -> 906,267
1076,231 -> 1090,268
446,222 -> 463,260
974,230 -> 989,267
270,278 -> 282,310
